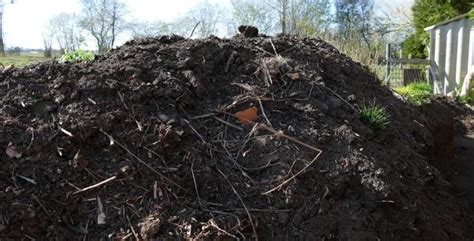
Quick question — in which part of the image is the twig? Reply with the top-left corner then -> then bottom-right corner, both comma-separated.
256,123 -> 323,194
209,219 -> 239,240
46,59 -> 55,76
153,181 -> 158,199
255,47 -> 274,56
16,174 -> 36,185
82,219 -> 89,241
72,176 -> 117,195
214,117 -> 243,131
262,151 -> 322,195
225,51 -> 237,73
127,214 -> 139,240
269,39 -> 279,56
184,119 -> 206,143
117,91 -> 129,110
191,162 -> 203,209
189,22 -> 200,39
26,127 -> 34,150
258,124 -> 321,152
97,197 -> 106,225
32,194 -> 51,219
320,84 -> 358,113
223,208 -> 290,212
257,98 -> 272,126
216,168 -> 258,241
59,126 -> 73,137
100,129 -> 188,193
222,112 -> 324,194
236,123 -> 259,159
191,113 -> 215,120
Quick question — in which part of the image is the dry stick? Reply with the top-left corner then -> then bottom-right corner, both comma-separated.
100,129 -> 188,193
72,176 -> 117,195
126,214 -> 139,240
257,97 -> 272,127
255,46 -> 274,56
191,162 -> 203,209
184,119 -> 207,143
191,113 -> 215,120
209,219 -> 239,240
258,124 -> 321,153
320,85 -> 359,113
214,117 -> 244,132
237,123 -> 258,158
216,168 -> 258,241
26,127 -> 34,150
257,123 -> 324,194
82,220 -> 89,241
223,111 -> 324,193
262,151 -> 322,195
32,194 -> 52,219
225,51 -> 237,73
189,22 -> 201,39
269,39 -> 279,56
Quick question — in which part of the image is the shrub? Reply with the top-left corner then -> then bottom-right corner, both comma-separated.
60,49 -> 95,63
359,103 -> 390,131
394,82 -> 433,106
7,47 -> 22,55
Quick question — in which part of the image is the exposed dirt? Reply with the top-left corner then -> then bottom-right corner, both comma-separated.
1,35 -> 473,240
433,98 -> 474,209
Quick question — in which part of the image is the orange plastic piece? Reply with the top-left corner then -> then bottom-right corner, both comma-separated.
235,107 -> 258,124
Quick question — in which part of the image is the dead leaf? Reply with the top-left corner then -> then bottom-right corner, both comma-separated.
231,82 -> 255,92
2,64 -> 15,74
97,196 -> 106,225
235,107 -> 258,124
286,72 -> 300,80
6,144 -> 22,159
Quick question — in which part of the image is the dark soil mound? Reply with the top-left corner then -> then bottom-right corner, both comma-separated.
1,35 -> 473,240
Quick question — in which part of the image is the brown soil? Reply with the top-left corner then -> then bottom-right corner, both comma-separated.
1,35 -> 473,240
433,98 -> 474,209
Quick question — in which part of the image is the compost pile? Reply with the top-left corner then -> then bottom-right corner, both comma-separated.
1,34 -> 473,240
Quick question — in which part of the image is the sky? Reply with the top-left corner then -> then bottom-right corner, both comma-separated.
3,0 -> 231,49
2,0 -> 411,50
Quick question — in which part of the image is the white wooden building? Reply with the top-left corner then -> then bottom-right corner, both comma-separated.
425,14 -> 474,96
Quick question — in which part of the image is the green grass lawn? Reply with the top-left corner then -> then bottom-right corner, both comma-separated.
0,53 -> 53,67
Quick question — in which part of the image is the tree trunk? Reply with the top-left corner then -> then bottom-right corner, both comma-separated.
280,0 -> 288,34
0,11 -> 5,56
110,1 -> 117,48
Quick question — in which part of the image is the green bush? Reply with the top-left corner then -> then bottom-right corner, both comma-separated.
458,95 -> 474,105
402,33 -> 429,59
395,82 -> 433,106
404,0 -> 466,58
359,103 -> 390,131
60,49 -> 95,63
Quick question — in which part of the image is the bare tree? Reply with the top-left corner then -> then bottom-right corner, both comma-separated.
42,30 -> 53,58
49,13 -> 85,54
231,0 -> 331,36
0,0 -> 14,55
335,0 -> 374,44
374,0 -> 414,42
230,0 -> 276,34
174,1 -> 224,38
79,0 -> 127,53
128,20 -> 171,39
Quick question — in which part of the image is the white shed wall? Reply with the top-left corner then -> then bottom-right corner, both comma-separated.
426,16 -> 474,95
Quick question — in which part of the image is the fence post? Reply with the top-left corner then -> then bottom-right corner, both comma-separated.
385,44 -> 391,86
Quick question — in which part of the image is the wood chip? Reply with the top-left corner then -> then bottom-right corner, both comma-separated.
6,143 -> 22,159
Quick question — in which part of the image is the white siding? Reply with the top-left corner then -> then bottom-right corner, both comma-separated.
426,15 -> 474,96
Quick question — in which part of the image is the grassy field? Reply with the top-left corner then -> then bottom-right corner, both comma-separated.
0,53 -> 53,67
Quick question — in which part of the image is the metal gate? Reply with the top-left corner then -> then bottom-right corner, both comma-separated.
382,44 -> 440,88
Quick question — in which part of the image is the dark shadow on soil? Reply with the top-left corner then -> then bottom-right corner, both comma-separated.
451,132 -> 474,208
